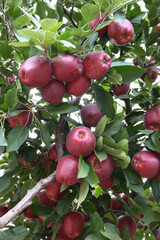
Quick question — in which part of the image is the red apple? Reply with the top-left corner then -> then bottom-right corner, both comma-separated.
156,170 -> 160,182
23,206 -> 37,218
48,144 -> 58,161
107,196 -> 122,210
144,107 -> 160,131
56,224 -> 78,240
36,216 -> 46,224
19,156 -> 37,166
66,74 -> 91,97
80,103 -> 103,127
56,155 -> 82,186
19,56 -> 52,87
156,24 -> 160,32
83,51 -> 111,80
46,181 -> 66,202
133,60 -> 139,66
88,153 -> 114,181
40,79 -> 65,105
0,205 -> 8,217
38,190 -> 52,206
89,12 -> 108,37
132,150 -> 160,178
98,175 -> 114,189
51,54 -> 83,82
107,19 -> 134,46
140,66 -> 159,83
113,84 -> 130,96
66,126 -> 96,157
121,193 -> 130,206
62,211 -> 84,238
117,214 -> 137,238
8,105 -> 33,128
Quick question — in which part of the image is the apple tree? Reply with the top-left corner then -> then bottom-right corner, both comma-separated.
0,0 -> 160,239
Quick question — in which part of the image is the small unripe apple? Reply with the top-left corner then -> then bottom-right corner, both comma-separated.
62,211 -> 84,238
144,107 -> 160,131
98,175 -> 114,189
0,205 -> 8,217
80,103 -> 103,127
89,12 -> 108,37
88,153 -> 114,181
66,74 -> 91,97
132,150 -> 160,178
83,51 -> 111,80
52,54 -> 83,82
56,155 -> 82,186
19,56 -> 52,87
156,24 -> 160,32
107,19 -> 134,46
40,79 -> 65,105
23,206 -> 37,218
117,214 -> 137,238
140,66 -> 159,83
8,105 -> 33,128
113,84 -> 130,96
66,126 -> 96,157
46,181 -> 66,202
107,196 -> 122,210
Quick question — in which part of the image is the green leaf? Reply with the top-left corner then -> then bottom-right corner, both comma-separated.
20,179 -> 36,198
0,128 -> 8,146
8,152 -> 19,171
90,214 -> 104,234
85,234 -> 104,240
103,114 -> 123,137
78,156 -> 90,179
47,102 -> 80,114
86,160 -> 99,185
31,198 -> 53,216
151,177 -> 160,203
40,18 -> 57,30
94,149 -> 107,162
18,29 -> 41,41
96,136 -> 103,152
19,7 -> 41,29
124,167 -> 144,193
138,206 -> 160,226
101,223 -> 122,240
56,192 -> 75,216
58,40 -> 76,49
81,4 -> 99,22
92,84 -> 115,120
5,86 -> 17,110
39,122 -> 51,150
0,226 -> 28,240
0,172 -> 12,192
13,15 -> 30,29
6,126 -> 29,153
145,131 -> 160,152
77,180 -> 89,209
95,115 -> 109,137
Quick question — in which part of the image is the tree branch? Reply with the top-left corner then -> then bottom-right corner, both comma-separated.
0,171 -> 56,229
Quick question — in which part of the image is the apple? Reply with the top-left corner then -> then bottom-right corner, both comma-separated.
133,60 -> 139,66
132,150 -> 160,178
19,156 -> 37,166
89,12 -> 108,37
8,105 -> 33,128
113,84 -> 130,96
66,74 -> 91,97
107,19 -> 134,46
56,155 -> 82,186
117,214 -> 137,238
80,103 -> 103,127
62,211 -> 84,238
156,227 -> 160,240
144,107 -> 160,131
156,24 -> 160,32
48,144 -> 58,161
121,193 -> 130,206
107,196 -> 122,210
51,54 -> 83,82
140,66 -> 159,82
38,190 -> 53,206
56,224 -> 78,240
7,75 -> 16,83
46,181 -> 66,202
19,56 -> 52,87
98,175 -> 114,189
23,206 -> 37,219
36,216 -> 46,224
156,170 -> 160,182
88,153 -> 114,181
0,205 -> 8,217
83,51 -> 111,80
40,79 -> 65,105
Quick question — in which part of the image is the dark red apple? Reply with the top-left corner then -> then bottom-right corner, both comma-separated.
19,56 -> 52,87
107,19 -> 134,46
23,206 -> 37,218
56,224 -> 78,240
66,126 -> 96,157
140,66 -> 159,83
8,105 -> 33,128
132,150 -> 160,178
46,181 -> 66,202
144,107 -> 160,131
121,193 -> 130,206
107,196 -> 122,210
98,175 -> 114,189
133,60 -> 139,66
51,54 -> 83,82
62,211 -> 84,238
0,205 -> 8,217
56,155 -> 82,186
113,84 -> 130,96
117,214 -> 137,238
80,103 -> 103,127
83,51 -> 111,80
89,12 -> 108,37
66,74 -> 91,97
19,156 -> 37,166
156,24 -> 160,32
38,190 -> 52,206
36,216 -> 46,224
40,79 -> 65,105
88,153 -> 114,181
48,144 -> 58,161
156,170 -> 160,182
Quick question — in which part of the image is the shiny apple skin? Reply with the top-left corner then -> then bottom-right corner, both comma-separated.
113,84 -> 130,96
66,126 -> 96,157
156,24 -> 160,32
132,150 -> 160,178
107,19 -> 134,46
107,196 -> 122,210
140,66 -> 159,82
51,54 -> 83,82
144,107 -> 160,131
98,175 -> 114,189
83,51 -> 111,80
89,12 -> 108,37
19,56 -> 52,87
46,181 -> 66,202
117,214 -> 137,238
